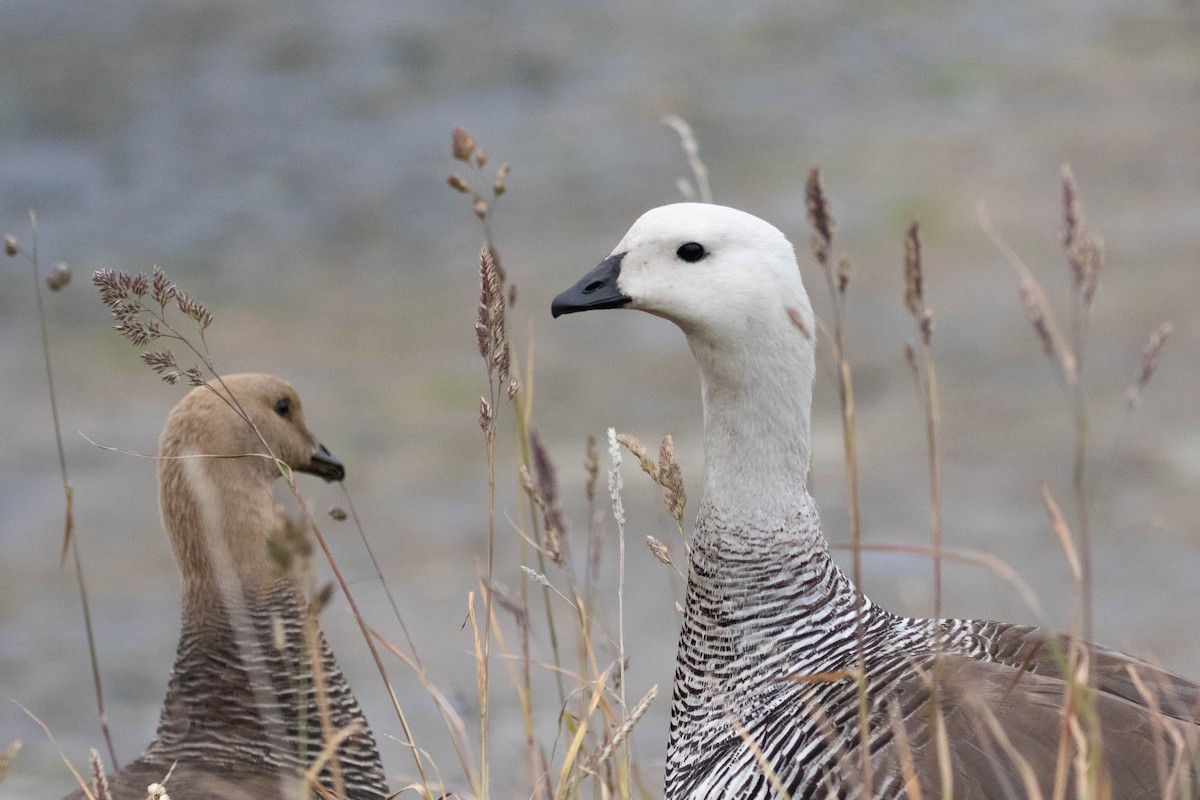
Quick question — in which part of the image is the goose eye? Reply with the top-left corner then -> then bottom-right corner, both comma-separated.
676,242 -> 706,263
274,397 -> 291,418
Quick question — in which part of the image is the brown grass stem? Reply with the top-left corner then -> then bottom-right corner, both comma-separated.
17,702 -> 97,800
14,215 -> 119,770
284,471 -> 433,797
804,168 -> 871,795
902,219 -> 952,796
336,483 -> 422,667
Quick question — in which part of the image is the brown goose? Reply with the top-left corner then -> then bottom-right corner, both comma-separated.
553,203 -> 1200,799
64,374 -> 388,800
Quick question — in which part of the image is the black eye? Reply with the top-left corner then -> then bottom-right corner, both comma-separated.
274,397 -> 290,418
676,242 -> 706,263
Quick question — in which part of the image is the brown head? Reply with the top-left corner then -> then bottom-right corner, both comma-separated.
156,373 -> 344,604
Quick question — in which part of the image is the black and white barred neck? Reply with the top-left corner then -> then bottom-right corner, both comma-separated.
552,203 -> 1200,800
139,578 -> 389,799
668,493 -> 997,799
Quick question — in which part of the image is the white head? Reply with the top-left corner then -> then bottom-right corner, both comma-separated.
554,203 -> 818,509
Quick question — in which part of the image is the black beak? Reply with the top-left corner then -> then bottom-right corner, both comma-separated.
302,443 -> 345,482
551,252 -> 631,318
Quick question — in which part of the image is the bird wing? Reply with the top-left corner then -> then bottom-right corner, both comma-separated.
895,650 -> 1200,800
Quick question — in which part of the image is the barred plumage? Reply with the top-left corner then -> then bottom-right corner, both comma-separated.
62,375 -> 387,800
554,203 -> 1200,799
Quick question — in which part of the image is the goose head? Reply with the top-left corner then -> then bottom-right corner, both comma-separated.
160,373 -> 344,484
157,373 -> 343,599
552,203 -> 813,348
553,203 -> 818,508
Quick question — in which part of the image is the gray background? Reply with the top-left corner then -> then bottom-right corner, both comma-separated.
2,1 -> 1199,797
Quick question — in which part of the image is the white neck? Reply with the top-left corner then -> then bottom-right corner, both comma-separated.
685,306 -> 815,521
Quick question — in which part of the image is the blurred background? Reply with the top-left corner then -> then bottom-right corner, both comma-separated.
2,1 -> 1199,796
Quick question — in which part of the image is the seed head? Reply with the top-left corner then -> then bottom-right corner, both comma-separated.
805,167 -> 835,267
607,427 -> 625,528
88,749 -> 110,800
520,565 -> 551,588
658,434 -> 687,524
473,195 -> 488,220
3,234 -> 17,257
1061,163 -> 1080,251
1019,279 -> 1055,361
46,262 -> 71,291
494,164 -> 511,196
903,221 -> 923,316
474,147 -> 488,168
616,432 -> 657,481
452,128 -> 476,161
531,429 -> 566,564
329,507 -> 348,521
584,434 -> 598,504
1127,321 -> 1175,409
646,535 -> 672,565
479,397 -> 492,431
448,174 -> 470,193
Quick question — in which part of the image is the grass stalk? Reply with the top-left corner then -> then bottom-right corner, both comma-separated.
10,216 -> 119,769
804,168 -> 872,795
902,220 -> 953,796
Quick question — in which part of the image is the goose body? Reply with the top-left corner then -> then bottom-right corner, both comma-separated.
553,204 -> 1200,799
64,374 -> 388,800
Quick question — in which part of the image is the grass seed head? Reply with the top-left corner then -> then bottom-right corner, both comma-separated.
658,435 -> 686,524
646,535 -> 672,565
1060,164 -> 1103,306
3,234 -> 17,257
584,434 -> 598,504
1127,321 -> 1175,409
1061,163 -> 1080,251
1019,278 -> 1056,362
531,429 -> 566,565
616,432 -> 657,481
478,397 -> 492,432
903,221 -> 923,316
494,164 -> 511,196
805,167 -> 835,267
89,748 -> 111,800
46,262 -> 71,291
452,128 -> 476,161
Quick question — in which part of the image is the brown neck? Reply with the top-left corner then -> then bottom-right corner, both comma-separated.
159,451 -> 280,616
148,452 -> 390,797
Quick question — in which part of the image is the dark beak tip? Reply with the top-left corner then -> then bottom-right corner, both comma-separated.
551,252 -> 631,318
307,444 -> 345,482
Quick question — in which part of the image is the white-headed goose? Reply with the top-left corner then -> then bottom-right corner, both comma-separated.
553,203 -> 1200,799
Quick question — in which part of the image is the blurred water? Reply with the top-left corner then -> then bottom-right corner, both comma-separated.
2,1 -> 1200,797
